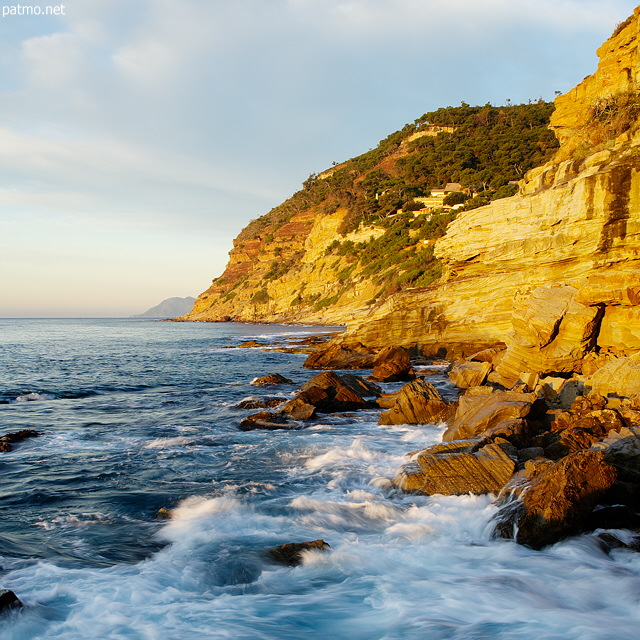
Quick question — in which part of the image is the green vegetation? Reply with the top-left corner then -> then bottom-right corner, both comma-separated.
239,100 -> 556,242
223,100 -> 559,312
588,91 -> 640,144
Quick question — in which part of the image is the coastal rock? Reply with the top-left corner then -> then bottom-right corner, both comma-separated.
592,426 -> 640,481
239,340 -> 266,348
239,412 -> 292,431
235,396 -> 285,410
280,371 -> 373,419
0,430 -> 42,452
482,418 -> 533,449
393,440 -> 516,496
268,540 -> 330,566
0,589 -> 22,613
493,285 -> 603,387
303,342 -> 375,370
587,353 -> 640,399
494,450 -> 617,548
369,346 -> 415,382
251,373 -> 294,386
378,379 -> 451,426
448,360 -> 492,389
442,389 -> 536,442
340,374 -> 381,398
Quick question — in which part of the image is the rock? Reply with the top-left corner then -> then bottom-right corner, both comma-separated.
482,418 -> 533,449
448,361 -> 492,389
442,389 -> 537,442
340,374 -> 381,398
493,450 -> 617,548
393,440 -> 516,496
239,412 -> 293,431
494,285 -> 603,388
303,342 -> 375,370
0,443 -> 12,452
0,589 -> 22,613
517,447 -> 546,462
0,429 -> 42,444
587,353 -> 640,399
280,371 -> 373,419
268,540 -> 330,566
368,346 -> 415,382
597,306 -> 640,355
251,373 -> 294,386
592,426 -> 640,481
156,507 -> 171,519
238,340 -> 266,348
235,396 -> 285,410
467,347 -> 505,364
378,379 -> 451,426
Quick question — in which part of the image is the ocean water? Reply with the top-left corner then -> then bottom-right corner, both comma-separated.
1,318 -> 640,640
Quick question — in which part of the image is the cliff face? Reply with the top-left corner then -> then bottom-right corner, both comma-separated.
337,8 -> 640,357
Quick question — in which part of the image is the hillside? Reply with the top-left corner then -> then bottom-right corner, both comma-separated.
182,102 -> 557,324
134,297 -> 196,319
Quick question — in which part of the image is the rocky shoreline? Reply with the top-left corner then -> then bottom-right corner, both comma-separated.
229,303 -> 640,554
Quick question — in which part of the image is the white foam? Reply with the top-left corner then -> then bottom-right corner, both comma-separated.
144,436 -> 193,449
14,392 -> 53,402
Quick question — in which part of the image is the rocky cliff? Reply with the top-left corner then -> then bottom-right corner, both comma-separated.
334,7 -> 640,361
186,7 -> 640,373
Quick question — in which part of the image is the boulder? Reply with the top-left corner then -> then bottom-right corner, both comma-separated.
251,373 -> 294,386
340,374 -> 381,398
442,389 -> 537,442
448,360 -> 492,389
493,450 -> 617,548
0,443 -> 12,452
393,439 -> 516,496
303,342 -> 375,370
378,379 -> 451,426
280,371 -> 373,419
592,426 -> 640,481
0,429 -> 41,444
467,347 -> 505,364
238,340 -> 266,348
268,540 -> 330,566
239,412 -> 292,431
368,346 -> 415,382
0,589 -> 22,613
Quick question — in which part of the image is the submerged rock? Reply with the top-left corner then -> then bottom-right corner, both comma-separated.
0,589 -> 22,613
493,449 -> 617,549
235,396 -> 285,410
251,373 -> 294,386
378,379 -> 451,426
268,540 -> 330,566
0,429 -> 42,452
239,412 -> 293,431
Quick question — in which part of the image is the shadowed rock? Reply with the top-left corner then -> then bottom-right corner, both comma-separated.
0,589 -> 22,613
493,449 -> 617,548
368,346 -> 415,382
268,540 -> 330,566
0,430 -> 42,452
378,379 -> 451,426
280,371 -> 373,420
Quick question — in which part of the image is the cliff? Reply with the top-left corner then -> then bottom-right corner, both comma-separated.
182,104 -> 556,324
333,7 -> 640,360
186,6 -> 640,372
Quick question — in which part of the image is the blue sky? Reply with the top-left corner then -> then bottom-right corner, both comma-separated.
1,0 -> 638,317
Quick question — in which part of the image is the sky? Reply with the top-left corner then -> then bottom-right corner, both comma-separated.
1,0 -> 638,317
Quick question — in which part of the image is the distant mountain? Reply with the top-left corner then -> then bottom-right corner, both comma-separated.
134,297 -> 196,319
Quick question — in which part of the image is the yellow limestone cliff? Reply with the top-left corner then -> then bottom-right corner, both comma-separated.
335,8 -> 640,360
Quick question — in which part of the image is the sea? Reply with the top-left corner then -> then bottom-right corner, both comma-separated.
1,318 -> 640,640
